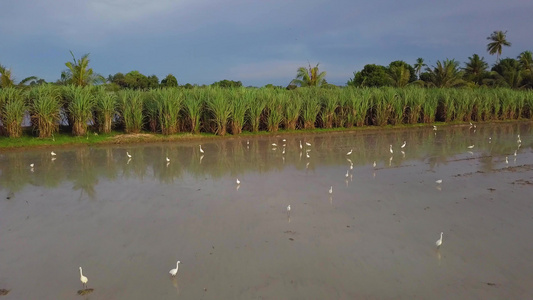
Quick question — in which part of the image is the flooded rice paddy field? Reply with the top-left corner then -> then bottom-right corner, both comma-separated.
1,123 -> 533,299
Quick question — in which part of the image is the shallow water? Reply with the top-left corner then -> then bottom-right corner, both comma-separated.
1,123 -> 533,299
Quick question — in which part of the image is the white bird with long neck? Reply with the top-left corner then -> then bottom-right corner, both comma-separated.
199,145 -> 204,153
126,151 -> 132,158
169,261 -> 180,276
299,141 -> 302,150
389,145 -> 393,154
346,149 -> 353,155
236,178 -> 240,185
79,267 -> 88,289
329,186 -> 333,194
51,151 -> 56,156
166,157 -> 170,162
401,141 -> 406,148
305,142 -> 311,146
436,232 -> 443,248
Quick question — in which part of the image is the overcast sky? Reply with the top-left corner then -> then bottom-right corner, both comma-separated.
1,0 -> 532,86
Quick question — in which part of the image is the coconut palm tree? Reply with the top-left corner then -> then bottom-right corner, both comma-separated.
517,51 -> 533,88
63,51 -> 105,86
291,63 -> 327,87
486,30 -> 511,62
413,58 -> 427,79
463,54 -> 488,85
425,59 -> 465,88
0,64 -> 38,88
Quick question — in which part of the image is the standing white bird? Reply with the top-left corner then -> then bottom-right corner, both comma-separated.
299,141 -> 303,149
236,178 -> 240,185
389,145 -> 393,154
305,142 -> 311,146
505,156 -> 508,164
199,145 -> 204,153
436,232 -> 443,248
514,150 -> 517,156
346,149 -> 353,155
329,186 -> 333,194
126,151 -> 132,158
287,205 -> 291,214
272,143 -> 277,147
306,152 -> 310,159
467,145 -> 474,149
51,151 -> 56,156
401,141 -> 406,148
169,261 -> 180,276
79,267 -> 88,289
166,157 -> 170,162
433,125 -> 437,131
345,170 -> 349,178
435,179 -> 443,184
373,161 -> 376,168
517,134 -> 522,144
30,163 -> 34,168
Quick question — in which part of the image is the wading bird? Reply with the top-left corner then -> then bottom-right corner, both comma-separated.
306,142 -> 311,146
287,205 -> 291,215
467,145 -> 474,149
329,186 -> 333,194
79,267 -> 88,289
346,149 -> 353,155
436,232 -> 443,248
373,161 -> 376,168
401,141 -> 406,148
169,261 -> 180,276
389,145 -> 393,154
199,145 -> 204,153
435,179 -> 442,184
126,152 -> 131,158
51,151 -> 56,156
433,125 -> 437,131
236,178 -> 240,185
166,157 -> 170,162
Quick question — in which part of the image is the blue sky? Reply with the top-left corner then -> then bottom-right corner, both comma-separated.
1,0 -> 532,87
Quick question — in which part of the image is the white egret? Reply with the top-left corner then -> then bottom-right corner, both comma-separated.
236,178 -> 240,185
306,152 -> 310,159
505,156 -> 508,164
389,145 -> 393,154
126,151 -> 132,158
401,141 -> 406,148
436,232 -> 443,248
467,145 -> 474,149
282,139 -> 286,142
435,179 -> 442,184
30,163 -> 34,168
305,142 -> 311,146
166,157 -> 170,162
199,145 -> 204,153
299,141 -> 302,149
51,151 -> 56,156
433,125 -> 437,131
350,164 -> 353,170
345,170 -> 349,178
517,134 -> 522,144
287,204 -> 291,213
346,149 -> 353,155
514,150 -> 517,156
373,161 -> 376,168
329,186 -> 333,194
169,261 -> 180,276
79,267 -> 88,289
272,143 -> 277,147
247,140 -> 249,145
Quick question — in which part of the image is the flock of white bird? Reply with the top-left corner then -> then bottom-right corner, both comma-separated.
26,125 -> 526,289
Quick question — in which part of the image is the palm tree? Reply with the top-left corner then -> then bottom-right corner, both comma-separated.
291,63 -> 327,87
0,64 -> 38,88
490,58 -> 523,89
517,51 -> 533,72
425,59 -> 465,88
413,58 -> 427,79
486,30 -> 511,62
388,64 -> 410,87
64,51 -> 104,86
463,54 -> 488,85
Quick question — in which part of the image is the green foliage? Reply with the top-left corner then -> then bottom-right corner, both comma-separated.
486,30 -> 512,62
348,64 -> 390,87
291,63 -> 327,87
414,58 -> 427,80
122,71 -> 159,90
463,54 -> 489,85
28,84 -> 62,138
153,88 -> 184,135
160,74 -> 178,88
118,90 -> 144,133
425,59 -> 465,88
0,87 -> 26,137
94,86 -> 117,133
283,91 -> 303,130
491,58 -> 523,89
248,89 -> 267,132
183,88 -> 204,134
211,80 -> 242,88
63,85 -> 97,136
228,88 -> 249,135
63,51 -> 103,86
206,87 -> 232,135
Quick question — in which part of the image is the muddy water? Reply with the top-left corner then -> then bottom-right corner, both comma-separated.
1,123 -> 533,299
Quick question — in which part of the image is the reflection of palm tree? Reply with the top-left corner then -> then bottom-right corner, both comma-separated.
486,30 -> 511,62
291,63 -> 327,87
